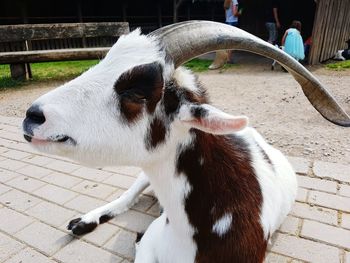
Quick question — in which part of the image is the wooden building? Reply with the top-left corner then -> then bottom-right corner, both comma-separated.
0,0 -> 349,64
309,0 -> 350,65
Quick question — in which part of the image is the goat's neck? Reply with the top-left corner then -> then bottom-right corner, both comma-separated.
142,132 -> 196,232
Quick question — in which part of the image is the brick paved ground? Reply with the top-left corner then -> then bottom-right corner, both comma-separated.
0,115 -> 349,263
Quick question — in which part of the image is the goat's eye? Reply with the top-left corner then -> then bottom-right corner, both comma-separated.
134,92 -> 146,100
119,89 -> 146,103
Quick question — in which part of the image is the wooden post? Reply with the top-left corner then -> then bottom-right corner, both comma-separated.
157,1 -> 162,28
77,0 -> 83,22
122,1 -> 127,22
186,3 -> 191,20
20,0 -> 31,80
173,0 -> 177,23
10,63 -> 28,80
77,0 -> 87,48
173,0 -> 185,23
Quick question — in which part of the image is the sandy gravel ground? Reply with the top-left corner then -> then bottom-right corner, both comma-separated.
1,53 -> 349,164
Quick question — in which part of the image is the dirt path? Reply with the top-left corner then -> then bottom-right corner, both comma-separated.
1,57 -> 349,164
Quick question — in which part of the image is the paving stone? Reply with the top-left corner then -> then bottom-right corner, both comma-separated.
110,210 -> 155,233
0,232 -> 26,261
278,216 -> 299,235
72,180 -> 116,199
103,174 -> 136,189
291,202 -> 338,225
64,194 -> 106,214
16,221 -> 74,256
297,175 -> 337,194
270,233 -> 339,263
0,183 -> 11,195
0,189 -> 41,211
26,201 -> 77,227
16,164 -> 53,179
132,194 -> 157,212
34,184 -> 78,205
83,223 -> 121,247
104,166 -> 142,177
0,130 -> 24,142
44,160 -> 81,173
6,247 -> 56,263
106,188 -> 125,202
54,239 -> 123,263
0,207 -> 34,234
22,155 -> 55,166
11,142 -> 40,154
0,123 -> 20,133
287,156 -> 310,175
264,252 -> 291,263
0,146 -> 9,154
71,167 -> 112,182
339,184 -> 350,198
104,229 -> 136,260
301,219 -> 350,249
342,213 -> 350,230
0,168 -> 19,183
147,202 -> 161,217
7,175 -> 46,192
0,158 -> 27,170
308,190 -> 350,213
42,171 -> 83,188
295,187 -> 307,202
346,251 -> 350,263
314,161 -> 350,183
1,149 -> 33,160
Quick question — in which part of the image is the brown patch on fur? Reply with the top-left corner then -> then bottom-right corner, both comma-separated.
114,62 -> 164,123
119,100 -> 144,122
177,131 -> 266,263
146,117 -> 167,150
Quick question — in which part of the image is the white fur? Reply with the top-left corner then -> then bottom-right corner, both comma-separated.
237,128 -> 297,238
24,29 -> 297,262
212,213 -> 233,237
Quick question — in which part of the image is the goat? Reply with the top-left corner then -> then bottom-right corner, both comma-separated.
22,21 -> 350,263
334,39 -> 350,61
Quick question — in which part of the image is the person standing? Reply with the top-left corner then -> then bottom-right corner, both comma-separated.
265,0 -> 281,45
209,0 -> 240,69
224,0 -> 240,27
282,20 -> 305,61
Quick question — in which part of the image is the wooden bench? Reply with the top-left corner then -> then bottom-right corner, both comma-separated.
0,22 -> 130,80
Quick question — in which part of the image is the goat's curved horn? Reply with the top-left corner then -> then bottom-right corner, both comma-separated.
150,21 -> 350,127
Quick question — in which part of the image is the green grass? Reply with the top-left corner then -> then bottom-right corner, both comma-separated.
0,60 -> 99,89
184,58 -> 237,72
326,60 -> 350,70
0,58 -> 236,89
184,59 -> 214,72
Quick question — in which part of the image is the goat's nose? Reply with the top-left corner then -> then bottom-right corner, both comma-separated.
25,105 -> 46,125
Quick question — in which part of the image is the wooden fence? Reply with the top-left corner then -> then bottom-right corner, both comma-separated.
309,0 -> 350,64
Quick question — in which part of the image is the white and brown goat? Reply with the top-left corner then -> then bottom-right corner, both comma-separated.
22,21 -> 350,263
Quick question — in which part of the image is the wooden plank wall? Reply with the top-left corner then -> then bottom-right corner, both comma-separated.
309,0 -> 350,65
0,37 -> 118,52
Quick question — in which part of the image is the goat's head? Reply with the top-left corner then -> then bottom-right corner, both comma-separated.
22,21 -> 350,167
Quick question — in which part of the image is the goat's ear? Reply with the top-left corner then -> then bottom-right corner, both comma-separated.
178,104 -> 248,134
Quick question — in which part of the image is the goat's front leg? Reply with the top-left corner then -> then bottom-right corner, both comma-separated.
67,171 -> 150,235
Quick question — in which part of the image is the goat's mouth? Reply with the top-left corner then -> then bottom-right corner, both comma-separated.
23,134 -> 76,145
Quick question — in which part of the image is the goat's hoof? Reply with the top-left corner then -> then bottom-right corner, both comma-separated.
67,217 -> 98,235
